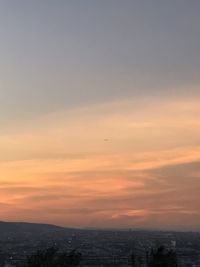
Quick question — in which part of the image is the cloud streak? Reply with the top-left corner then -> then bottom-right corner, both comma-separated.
0,97 -> 200,230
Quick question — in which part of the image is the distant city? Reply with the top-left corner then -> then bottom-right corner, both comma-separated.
0,222 -> 200,267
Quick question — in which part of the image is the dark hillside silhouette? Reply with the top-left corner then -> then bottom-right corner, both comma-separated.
0,221 -> 67,234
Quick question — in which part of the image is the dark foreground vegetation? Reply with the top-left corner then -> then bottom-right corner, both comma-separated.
23,247 -> 81,267
20,245 -> 179,267
131,246 -> 179,267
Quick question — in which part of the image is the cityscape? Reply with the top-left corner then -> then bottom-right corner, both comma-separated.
0,222 -> 200,266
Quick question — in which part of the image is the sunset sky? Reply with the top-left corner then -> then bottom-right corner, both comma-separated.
0,1 -> 200,230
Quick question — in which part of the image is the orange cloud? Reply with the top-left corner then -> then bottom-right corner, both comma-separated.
1,97 -> 200,229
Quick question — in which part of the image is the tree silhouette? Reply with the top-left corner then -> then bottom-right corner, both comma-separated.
149,246 -> 179,267
56,250 -> 81,267
130,246 -> 179,267
25,247 -> 81,267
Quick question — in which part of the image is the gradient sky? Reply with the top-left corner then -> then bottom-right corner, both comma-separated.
0,1 -> 200,230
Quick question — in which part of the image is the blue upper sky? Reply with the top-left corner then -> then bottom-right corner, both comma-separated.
0,0 -> 200,121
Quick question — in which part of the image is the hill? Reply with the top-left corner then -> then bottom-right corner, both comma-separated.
0,221 -> 68,234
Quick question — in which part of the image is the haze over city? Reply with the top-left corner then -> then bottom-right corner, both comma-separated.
0,1 -> 200,231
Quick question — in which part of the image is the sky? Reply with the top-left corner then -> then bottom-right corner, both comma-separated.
0,1 -> 200,231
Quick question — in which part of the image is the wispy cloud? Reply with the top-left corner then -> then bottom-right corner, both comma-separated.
1,97 -> 200,229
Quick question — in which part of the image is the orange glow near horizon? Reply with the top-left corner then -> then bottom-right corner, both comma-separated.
1,97 -> 200,230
